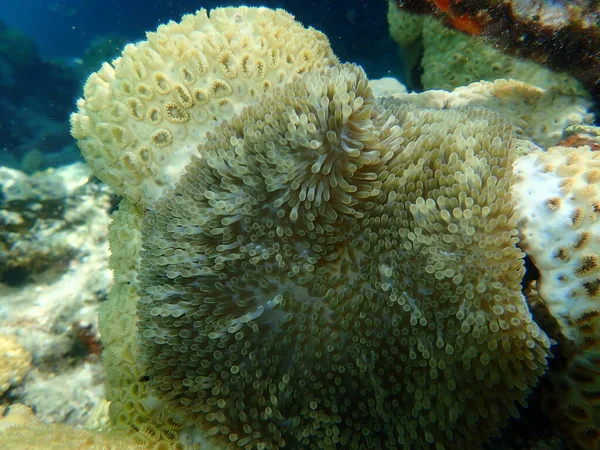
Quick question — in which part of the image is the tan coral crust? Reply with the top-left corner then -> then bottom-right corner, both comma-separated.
70,6 -> 338,206
386,2 -> 587,97
0,405 -> 177,449
0,407 -> 175,450
124,64 -> 550,449
392,79 -> 593,149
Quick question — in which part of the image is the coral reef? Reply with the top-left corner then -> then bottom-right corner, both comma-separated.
391,0 -> 600,98
0,163 -> 109,284
132,63 -> 550,448
387,2 -> 587,97
69,6 -> 342,447
372,73 -> 600,450
9,2 -> 584,449
512,145 -> 600,447
513,146 -> 600,341
369,76 -> 408,97
372,72 -> 600,448
0,162 -> 113,427
558,124 -> 600,151
0,405 -> 166,450
0,19 -> 81,168
19,362 -> 106,426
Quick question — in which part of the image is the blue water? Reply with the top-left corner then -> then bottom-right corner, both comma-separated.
0,0 -> 397,78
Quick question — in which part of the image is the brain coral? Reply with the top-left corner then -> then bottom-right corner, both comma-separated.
135,63 -> 550,448
513,146 -> 600,448
70,6 -> 338,206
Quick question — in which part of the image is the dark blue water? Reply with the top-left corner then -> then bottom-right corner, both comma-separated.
0,0 -> 398,78
0,0 -> 400,169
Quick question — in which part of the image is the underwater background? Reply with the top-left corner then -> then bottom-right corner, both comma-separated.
1,0 -> 599,449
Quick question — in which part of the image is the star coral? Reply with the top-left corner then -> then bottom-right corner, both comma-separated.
513,146 -> 600,448
70,6 -> 338,207
135,63 -> 550,448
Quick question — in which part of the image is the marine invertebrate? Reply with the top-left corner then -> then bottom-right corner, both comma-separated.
66,5 -> 558,448
131,63 -> 550,448
391,0 -> 600,98
513,146 -> 600,342
70,6 -> 338,206
513,146 -> 600,448
98,199 -> 175,443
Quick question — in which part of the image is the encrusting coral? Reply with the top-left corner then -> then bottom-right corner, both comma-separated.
70,6 -> 338,207
513,146 -> 600,448
386,2 -> 587,97
389,0 -> 600,97
390,78 -> 593,150
0,335 -> 31,396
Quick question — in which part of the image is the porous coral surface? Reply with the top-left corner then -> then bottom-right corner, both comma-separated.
513,146 -> 600,448
132,64 -> 550,449
70,6 -> 338,207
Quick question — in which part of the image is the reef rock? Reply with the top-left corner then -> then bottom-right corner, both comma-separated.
0,162 -> 113,427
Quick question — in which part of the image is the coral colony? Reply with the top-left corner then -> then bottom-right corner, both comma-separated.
393,0 -> 600,98
1,4 -> 598,449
